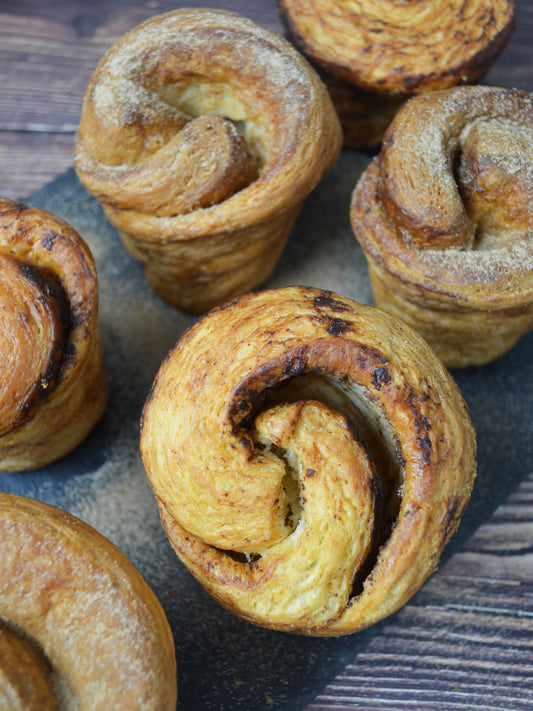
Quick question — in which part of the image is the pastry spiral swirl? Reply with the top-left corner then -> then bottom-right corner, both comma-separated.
140,286 -> 476,636
0,199 -> 107,471
75,9 -> 342,313
278,0 -> 515,147
0,493 -> 177,710
351,86 -> 533,368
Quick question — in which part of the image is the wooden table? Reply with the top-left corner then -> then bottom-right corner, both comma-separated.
1,2 -> 532,710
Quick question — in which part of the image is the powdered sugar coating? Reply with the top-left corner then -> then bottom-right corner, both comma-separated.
75,8 -> 342,247
0,494 -> 177,711
81,9 -> 318,168
359,86 -> 533,299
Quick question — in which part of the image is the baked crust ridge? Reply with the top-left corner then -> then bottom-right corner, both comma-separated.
140,286 -> 476,636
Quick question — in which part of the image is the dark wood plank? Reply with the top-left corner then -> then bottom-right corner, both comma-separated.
0,131 -> 74,199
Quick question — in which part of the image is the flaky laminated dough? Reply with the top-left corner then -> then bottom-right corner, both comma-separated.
140,286 -> 476,636
0,493 -> 177,710
351,86 -> 533,368
0,199 -> 107,471
278,0 -> 515,147
75,8 -> 342,313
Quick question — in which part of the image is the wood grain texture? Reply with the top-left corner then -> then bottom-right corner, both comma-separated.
0,1 -> 532,709
1,1 -> 532,196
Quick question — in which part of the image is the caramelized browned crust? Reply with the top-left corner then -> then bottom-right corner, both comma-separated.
0,622 -> 56,711
75,9 -> 342,313
278,0 -> 515,147
140,286 -> 476,636
0,199 -> 108,471
0,493 -> 177,710
351,86 -> 533,368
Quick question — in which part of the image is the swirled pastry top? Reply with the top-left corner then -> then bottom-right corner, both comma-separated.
351,86 -> 533,308
75,8 -> 342,239
0,255 -> 68,436
0,494 -> 177,710
0,199 -> 100,436
141,286 -> 476,635
278,0 -> 515,95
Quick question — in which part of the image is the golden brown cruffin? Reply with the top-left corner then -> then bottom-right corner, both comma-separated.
0,198 -> 107,472
140,286 -> 476,636
74,8 -> 342,314
351,86 -> 533,368
278,0 -> 516,148
0,493 -> 177,710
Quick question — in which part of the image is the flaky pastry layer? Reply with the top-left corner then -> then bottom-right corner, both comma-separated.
75,9 -> 342,312
141,286 -> 476,636
0,494 -> 177,710
351,86 -> 533,367
278,0 -> 515,147
0,199 -> 108,471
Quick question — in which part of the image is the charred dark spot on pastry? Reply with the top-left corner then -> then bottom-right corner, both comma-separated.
15,257 -> 70,385
417,433 -> 433,464
395,443 -> 406,469
349,470 -> 386,598
17,259 -> 46,288
283,348 -> 308,377
405,393 -> 434,464
305,468 -> 316,478
12,397 -> 38,433
238,433 -> 252,453
401,72 -> 429,93
40,229 -> 59,251
356,343 -> 389,372
258,361 -> 287,389
244,387 -> 259,403
229,388 -> 269,435
403,503 -> 420,518
325,317 -> 353,336
262,368 -> 283,389
369,470 -> 383,509
371,365 -> 391,390
284,505 -> 294,529
407,392 -> 431,426
230,364 -> 288,426
313,292 -> 351,313
68,310 -> 84,330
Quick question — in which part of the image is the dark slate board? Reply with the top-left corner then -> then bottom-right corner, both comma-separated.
1,153 -> 532,711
